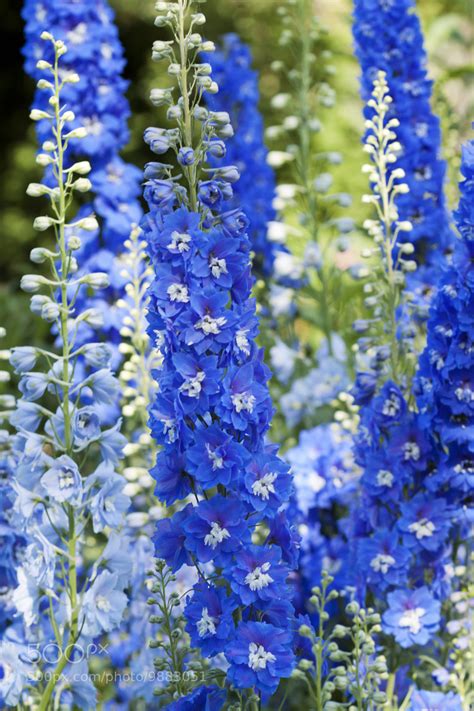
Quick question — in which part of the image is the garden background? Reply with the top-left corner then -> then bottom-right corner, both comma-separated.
0,0 -> 471,350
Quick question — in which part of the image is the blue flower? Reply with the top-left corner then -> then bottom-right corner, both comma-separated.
82,571 -> 128,636
357,529 -> 411,591
183,496 -> 249,564
72,407 -> 101,444
398,494 -> 451,552
229,545 -> 289,606
41,455 -> 83,504
167,685 -> 226,711
86,464 -> 130,533
185,583 -> 237,657
242,452 -> 292,516
382,586 -> 441,647
226,621 -> 295,700
186,424 -> 249,489
0,639 -> 31,707
408,689 -> 463,711
153,506 -> 194,572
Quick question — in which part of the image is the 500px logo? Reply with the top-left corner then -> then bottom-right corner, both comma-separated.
23,642 -> 109,665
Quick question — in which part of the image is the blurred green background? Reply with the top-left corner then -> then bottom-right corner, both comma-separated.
0,0 -> 472,347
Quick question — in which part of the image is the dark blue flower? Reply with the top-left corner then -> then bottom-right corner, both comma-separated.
183,496 -> 249,564
185,583 -> 237,657
229,545 -> 289,606
226,621 -> 295,700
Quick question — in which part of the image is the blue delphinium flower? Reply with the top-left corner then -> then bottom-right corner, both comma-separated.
203,34 -> 284,276
144,2 -> 297,703
352,0 -> 453,274
226,621 -> 295,700
408,689 -> 463,711
382,587 -> 441,648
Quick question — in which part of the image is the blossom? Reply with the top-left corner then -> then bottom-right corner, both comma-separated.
86,465 -> 130,533
382,587 -> 441,647
41,455 -> 83,504
226,622 -> 295,699
183,496 -> 249,564
82,571 -> 128,636
407,689 -> 463,711
0,640 -> 31,707
229,545 -> 289,605
185,583 -> 237,656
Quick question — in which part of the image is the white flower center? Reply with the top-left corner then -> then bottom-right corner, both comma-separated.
403,442 -> 420,461
180,371 -> 205,398
206,444 -> 224,470
370,553 -> 395,574
245,562 -> 274,591
231,392 -> 256,414
195,314 -> 227,335
382,394 -> 401,417
248,642 -> 276,671
376,469 -> 393,487
251,472 -> 278,500
101,43 -> 113,60
408,517 -> 435,539
167,231 -> 191,253
209,256 -> 227,278
163,418 -> 177,443
59,469 -> 75,489
235,329 -> 250,355
167,283 -> 189,303
67,22 -> 88,45
82,116 -> 103,136
399,607 -> 425,634
204,522 -> 230,549
104,497 -> 115,513
454,460 -> 474,474
197,607 -> 216,637
96,595 -> 112,612
455,386 -> 474,403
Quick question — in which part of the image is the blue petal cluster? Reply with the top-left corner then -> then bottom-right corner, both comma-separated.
353,0 -> 453,272
350,141 -> 474,648
203,34 -> 285,276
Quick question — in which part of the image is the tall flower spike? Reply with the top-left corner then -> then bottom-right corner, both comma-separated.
144,0 -> 296,705
203,34 -> 285,277
353,0 -> 454,290
5,34 -> 130,710
355,71 -> 418,393
22,0 -> 143,354
347,141 -> 474,658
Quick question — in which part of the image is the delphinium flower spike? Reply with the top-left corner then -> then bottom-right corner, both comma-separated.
22,0 -> 143,355
3,34 -> 131,709
143,0 -> 297,706
354,71 -> 418,394
353,0 -> 454,295
347,141 -> 474,700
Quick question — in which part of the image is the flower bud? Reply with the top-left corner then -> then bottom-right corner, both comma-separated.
75,216 -> 99,232
21,274 -> 48,293
36,60 -> 52,70
82,273 -> 110,289
30,109 -> 50,121
30,248 -> 56,264
67,235 -> 82,250
26,183 -> 49,197
69,161 -> 91,175
72,178 -> 92,192
65,127 -> 88,139
33,216 -> 54,231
